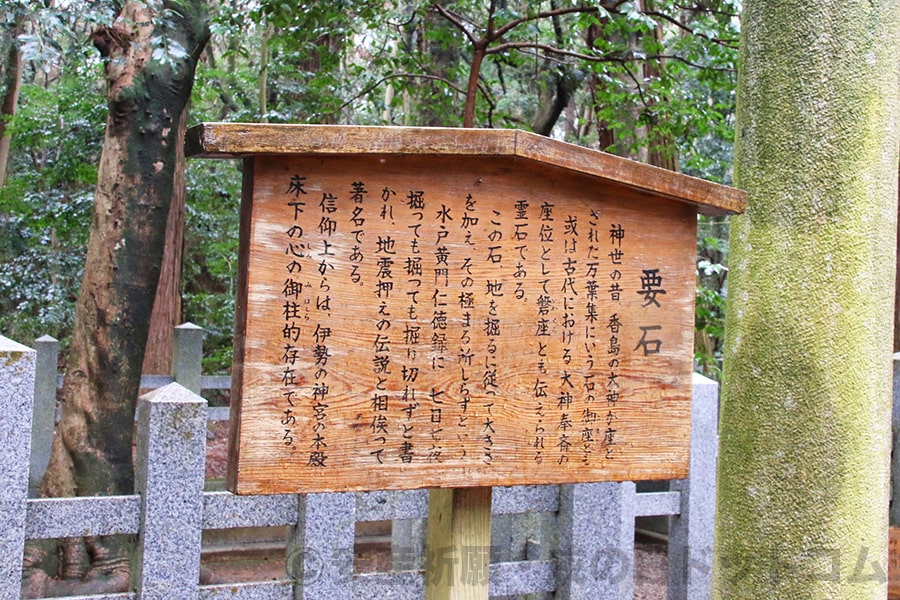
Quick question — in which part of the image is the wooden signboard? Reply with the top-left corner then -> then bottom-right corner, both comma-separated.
187,124 -> 746,495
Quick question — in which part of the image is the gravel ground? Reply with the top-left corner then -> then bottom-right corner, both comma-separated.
204,539 -> 668,599
633,539 -> 667,599
205,422 -> 669,598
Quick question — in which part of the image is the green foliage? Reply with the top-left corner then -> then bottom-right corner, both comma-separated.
0,48 -> 105,350
5,81 -> 105,190
0,189 -> 92,348
1,0 -> 740,374
181,160 -> 242,372
695,216 -> 730,379
588,3 -> 739,158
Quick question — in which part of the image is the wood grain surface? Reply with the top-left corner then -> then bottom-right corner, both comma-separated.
226,152 -> 699,494
187,123 -> 746,216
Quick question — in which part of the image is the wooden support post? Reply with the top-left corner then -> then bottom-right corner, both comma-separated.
425,487 -> 492,599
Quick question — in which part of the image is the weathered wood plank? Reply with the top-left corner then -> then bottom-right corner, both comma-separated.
228,153 -> 695,494
186,123 -> 746,216
186,123 -> 516,160
513,130 -> 746,216
425,487 -> 493,600
226,158 -> 256,492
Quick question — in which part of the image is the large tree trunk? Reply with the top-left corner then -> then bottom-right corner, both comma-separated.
714,2 -> 900,598
141,103 -> 188,377
418,1 -> 462,127
258,21 -> 273,121
894,170 -> 900,354
587,0 -> 644,159
23,1 -> 208,596
640,1 -> 677,172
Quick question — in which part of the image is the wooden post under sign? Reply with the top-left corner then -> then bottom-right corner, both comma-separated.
426,487 -> 492,599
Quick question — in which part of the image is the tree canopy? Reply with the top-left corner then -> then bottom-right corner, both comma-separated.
0,0 -> 740,378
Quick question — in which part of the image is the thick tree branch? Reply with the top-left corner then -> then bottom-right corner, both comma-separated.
491,5 -> 600,40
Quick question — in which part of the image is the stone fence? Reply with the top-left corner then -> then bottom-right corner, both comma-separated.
1,325 -> 719,599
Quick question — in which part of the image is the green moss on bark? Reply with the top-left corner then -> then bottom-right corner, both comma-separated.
714,2 -> 900,598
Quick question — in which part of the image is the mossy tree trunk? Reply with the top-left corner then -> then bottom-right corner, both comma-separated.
714,2 -> 900,598
22,1 -> 209,596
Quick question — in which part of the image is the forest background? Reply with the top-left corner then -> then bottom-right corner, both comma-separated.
0,0 -> 739,379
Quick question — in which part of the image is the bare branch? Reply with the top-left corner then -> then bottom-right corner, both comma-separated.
645,54 -> 734,72
474,73 -> 497,127
431,4 -> 477,45
643,10 -> 739,49
337,72 -> 468,114
672,2 -> 739,19
619,61 -> 650,112
488,41 -> 617,63
488,42 -> 735,73
491,5 -> 600,41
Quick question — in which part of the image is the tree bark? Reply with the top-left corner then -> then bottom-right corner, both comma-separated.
530,68 -> 572,136
141,103 -> 189,377
587,1 -> 635,157
25,1 -> 209,594
258,21 -> 273,121
640,2 -> 678,172
895,167 -> 900,354
462,42 -> 486,129
531,3 -> 576,137
418,0 -> 462,127
714,2 -> 900,598
0,23 -> 23,189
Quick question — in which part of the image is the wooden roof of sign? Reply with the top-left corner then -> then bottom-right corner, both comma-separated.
186,123 -> 746,216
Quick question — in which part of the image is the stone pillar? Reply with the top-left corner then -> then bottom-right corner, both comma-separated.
29,334 -> 58,492
289,492 -> 356,599
0,336 -> 35,596
132,383 -> 207,599
172,322 -> 203,395
669,373 -> 719,599
557,481 -> 636,599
